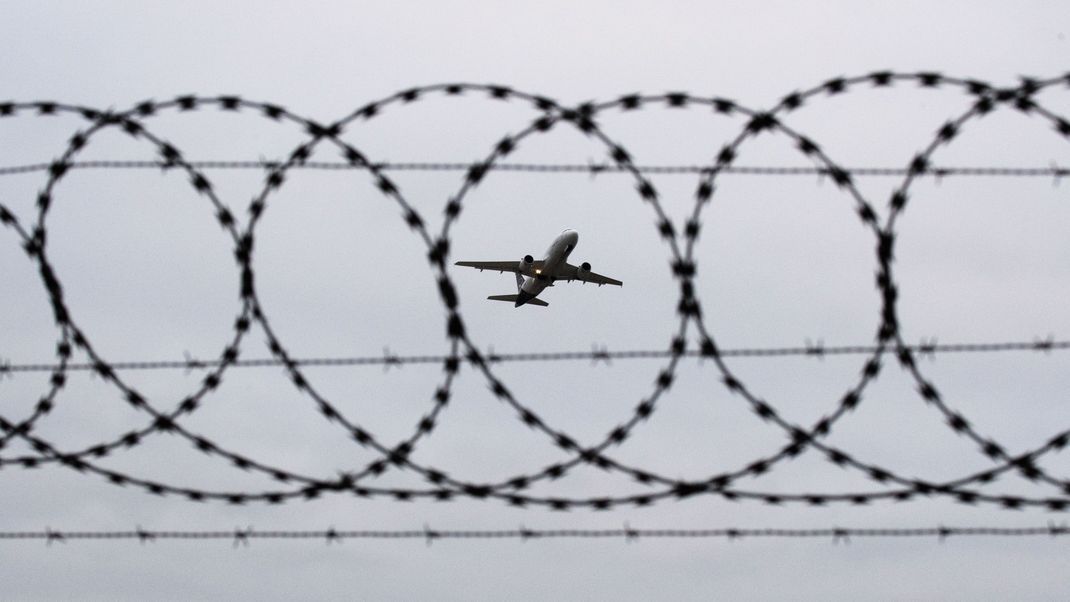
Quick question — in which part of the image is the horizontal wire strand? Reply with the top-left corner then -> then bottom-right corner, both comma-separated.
3,339 -> 1067,374
0,160 -> 1067,178
3,524 -> 1068,543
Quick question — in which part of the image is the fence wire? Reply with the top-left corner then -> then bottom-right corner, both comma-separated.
0,159 -> 1066,179
2,338 -> 1068,374
2,524 -> 1068,545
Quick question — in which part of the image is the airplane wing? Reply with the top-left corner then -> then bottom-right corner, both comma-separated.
455,261 -> 520,273
453,259 -> 547,275
553,262 -> 623,286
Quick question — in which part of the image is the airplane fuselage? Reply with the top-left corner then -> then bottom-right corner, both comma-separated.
454,228 -> 620,307
516,229 -> 578,306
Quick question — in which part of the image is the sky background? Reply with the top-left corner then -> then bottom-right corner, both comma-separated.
2,0 -> 1070,599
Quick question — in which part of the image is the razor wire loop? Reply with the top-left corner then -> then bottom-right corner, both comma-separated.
673,75 -> 962,498
0,101 -> 285,480
866,76 -> 1070,496
2,73 -> 1070,511
878,78 -> 1070,496
0,99 -> 391,490
0,106 -> 178,453
0,99 -> 257,459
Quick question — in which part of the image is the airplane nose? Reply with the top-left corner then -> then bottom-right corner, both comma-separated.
567,230 -> 579,244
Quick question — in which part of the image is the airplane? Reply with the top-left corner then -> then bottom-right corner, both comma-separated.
454,229 -> 622,307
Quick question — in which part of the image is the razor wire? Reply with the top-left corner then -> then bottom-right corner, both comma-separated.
2,71 -> 1070,510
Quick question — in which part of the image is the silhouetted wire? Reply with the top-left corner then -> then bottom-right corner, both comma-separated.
3,338 -> 1068,374
0,160 -> 1067,178
2,524 -> 1068,544
3,71 -> 1070,511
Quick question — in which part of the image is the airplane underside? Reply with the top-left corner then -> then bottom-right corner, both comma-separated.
455,229 -> 621,308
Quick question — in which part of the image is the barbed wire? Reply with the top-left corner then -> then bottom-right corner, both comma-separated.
3,71 -> 1070,511
0,159 -> 1066,179
2,337 -> 1067,374
2,524 -> 1067,545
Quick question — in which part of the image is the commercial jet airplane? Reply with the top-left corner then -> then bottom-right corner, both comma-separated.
455,229 -> 622,307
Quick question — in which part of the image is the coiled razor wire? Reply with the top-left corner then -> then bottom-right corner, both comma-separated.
2,72 -> 1070,510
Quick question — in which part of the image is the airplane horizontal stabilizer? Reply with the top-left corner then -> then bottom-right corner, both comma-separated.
487,294 -> 549,307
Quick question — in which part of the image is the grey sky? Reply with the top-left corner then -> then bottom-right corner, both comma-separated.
2,1 -> 1070,599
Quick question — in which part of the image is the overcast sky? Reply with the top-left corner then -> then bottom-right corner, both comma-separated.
2,1 -> 1070,599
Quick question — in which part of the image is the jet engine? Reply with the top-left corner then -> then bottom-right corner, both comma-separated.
577,261 -> 591,277
519,254 -> 535,273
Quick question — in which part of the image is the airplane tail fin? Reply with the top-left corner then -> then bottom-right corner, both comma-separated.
488,294 -> 549,307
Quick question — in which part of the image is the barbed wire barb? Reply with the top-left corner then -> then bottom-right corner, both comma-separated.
232,526 -> 252,549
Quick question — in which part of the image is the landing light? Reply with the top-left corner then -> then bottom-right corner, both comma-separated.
535,269 -> 542,274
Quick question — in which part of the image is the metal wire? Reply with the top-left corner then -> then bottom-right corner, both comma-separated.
3,524 -> 1068,545
0,159 -> 1066,178
2,338 -> 1067,374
